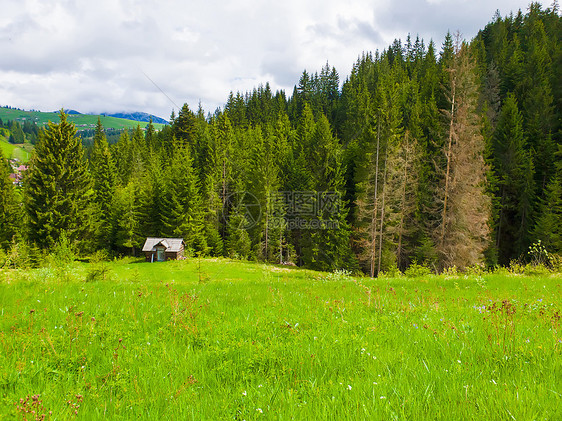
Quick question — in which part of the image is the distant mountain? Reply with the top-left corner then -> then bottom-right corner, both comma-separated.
53,109 -> 81,115
101,112 -> 168,125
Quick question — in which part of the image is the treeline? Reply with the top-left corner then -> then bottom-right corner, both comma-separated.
0,118 -> 40,144
0,3 -> 560,273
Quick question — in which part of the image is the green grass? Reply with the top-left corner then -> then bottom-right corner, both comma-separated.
0,138 -> 31,163
0,107 -> 165,131
0,258 -> 561,419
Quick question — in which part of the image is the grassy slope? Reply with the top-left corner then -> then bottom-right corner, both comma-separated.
0,137 -> 31,162
0,258 -> 560,419
0,107 -> 165,131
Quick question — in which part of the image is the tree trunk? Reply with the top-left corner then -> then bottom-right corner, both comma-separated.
440,73 -> 456,248
397,134 -> 410,269
369,118 -> 381,277
377,143 -> 389,275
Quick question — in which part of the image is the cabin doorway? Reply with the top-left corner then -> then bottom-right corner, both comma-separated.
156,247 -> 165,262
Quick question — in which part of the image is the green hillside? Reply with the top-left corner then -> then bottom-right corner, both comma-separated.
0,136 -> 31,162
0,107 -> 165,131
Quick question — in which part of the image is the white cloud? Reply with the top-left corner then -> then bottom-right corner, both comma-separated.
0,0 -> 549,119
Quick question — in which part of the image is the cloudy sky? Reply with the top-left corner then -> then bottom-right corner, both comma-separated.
0,0 -> 549,120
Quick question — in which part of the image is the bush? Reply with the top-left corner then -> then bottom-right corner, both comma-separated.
324,269 -> 352,282
551,254 -> 562,272
378,265 -> 403,279
527,240 -> 552,268
442,265 -> 459,279
508,259 -> 525,275
2,240 -> 42,269
464,264 -> 487,276
50,232 -> 75,266
523,263 -> 551,276
404,261 -> 432,278
85,250 -> 112,282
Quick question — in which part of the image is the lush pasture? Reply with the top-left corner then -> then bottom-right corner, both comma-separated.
0,259 -> 561,419
0,138 -> 31,162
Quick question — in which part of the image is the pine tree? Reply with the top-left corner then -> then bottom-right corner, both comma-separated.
533,145 -> 562,253
225,200 -> 252,260
173,103 -> 198,150
287,103 -> 315,265
112,182 -> 143,255
25,111 -> 94,251
113,130 -> 132,184
247,125 -> 282,261
0,148 -> 18,249
521,19 -> 556,193
302,114 -> 355,271
354,95 -> 383,276
212,113 -> 236,241
144,118 -> 157,152
162,144 -> 207,254
384,131 -> 422,270
90,118 -> 116,249
492,94 -> 532,264
354,59 -> 405,275
436,40 -> 491,269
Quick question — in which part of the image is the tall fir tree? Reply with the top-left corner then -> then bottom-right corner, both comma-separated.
533,145 -> 562,253
0,148 -> 18,249
302,114 -> 355,271
90,118 -> 116,249
491,94 -> 534,264
162,144 -> 207,253
25,111 -> 93,251
436,41 -> 491,269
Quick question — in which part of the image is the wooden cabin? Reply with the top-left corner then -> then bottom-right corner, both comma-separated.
142,238 -> 185,262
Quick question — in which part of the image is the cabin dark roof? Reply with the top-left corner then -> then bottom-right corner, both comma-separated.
142,237 -> 184,253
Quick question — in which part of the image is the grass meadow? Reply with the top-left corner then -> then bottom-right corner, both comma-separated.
0,258 -> 561,419
0,137 -> 31,162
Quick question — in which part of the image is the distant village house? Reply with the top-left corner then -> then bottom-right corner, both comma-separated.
8,160 -> 28,186
142,237 -> 185,262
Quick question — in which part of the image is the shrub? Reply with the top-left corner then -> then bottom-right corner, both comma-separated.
50,231 -> 75,266
404,261 -> 432,278
3,239 -> 42,269
508,259 -> 525,275
85,250 -> 112,282
527,240 -> 552,268
378,265 -> 403,279
325,268 -> 352,282
442,265 -> 459,279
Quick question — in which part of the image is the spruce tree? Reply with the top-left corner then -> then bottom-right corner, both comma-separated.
533,145 -> 562,253
173,103 -> 198,150
492,94 -> 532,264
25,111 -> 93,251
90,118 -> 116,249
0,148 -> 18,249
113,130 -> 132,184
436,41 -> 491,269
162,144 -> 207,253
303,114 -> 355,271
247,125 -> 282,262
112,182 -> 143,255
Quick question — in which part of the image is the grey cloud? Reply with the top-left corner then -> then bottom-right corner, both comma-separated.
374,0 -> 534,46
261,52 -> 302,87
336,16 -> 384,44
308,16 -> 383,44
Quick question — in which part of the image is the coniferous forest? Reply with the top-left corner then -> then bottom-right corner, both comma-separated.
1,3 -> 561,274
